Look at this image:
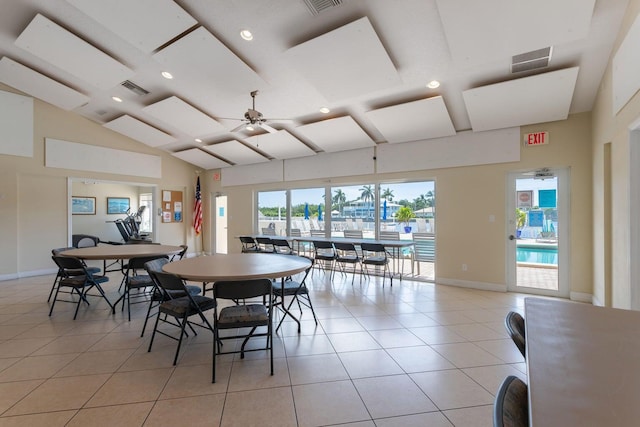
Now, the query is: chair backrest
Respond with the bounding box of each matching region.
[256,237,274,252]
[239,236,258,252]
[261,227,277,236]
[412,232,435,262]
[290,228,302,237]
[505,311,526,358]
[343,230,363,239]
[310,230,325,236]
[175,244,188,260]
[52,255,86,272]
[313,240,334,250]
[272,238,293,254]
[214,279,273,300]
[72,234,100,248]
[152,271,188,293]
[52,247,73,256]
[333,241,357,252]
[379,231,400,240]
[360,242,385,253]
[128,255,168,271]
[144,257,170,275]
[493,375,529,427]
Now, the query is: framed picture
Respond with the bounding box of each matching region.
[107,197,130,215]
[72,196,96,215]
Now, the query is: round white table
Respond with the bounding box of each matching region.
[162,253,311,282]
[62,244,183,260]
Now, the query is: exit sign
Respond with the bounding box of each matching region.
[524,131,549,146]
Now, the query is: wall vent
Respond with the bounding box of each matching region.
[303,0,343,15]
[511,47,552,73]
[121,80,149,96]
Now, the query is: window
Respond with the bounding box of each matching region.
[257,190,286,235]
[139,193,153,233]
[379,181,435,236]
[291,188,325,233]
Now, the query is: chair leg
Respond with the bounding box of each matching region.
[172,315,189,365]
[148,310,162,353]
[72,287,84,320]
[140,299,157,337]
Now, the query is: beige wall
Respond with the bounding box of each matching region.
[0,84,200,279]
[208,113,593,295]
[591,0,640,309]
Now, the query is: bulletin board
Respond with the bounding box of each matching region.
[162,190,183,223]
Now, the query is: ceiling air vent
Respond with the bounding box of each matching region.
[303,0,342,15]
[121,80,150,96]
[511,47,552,73]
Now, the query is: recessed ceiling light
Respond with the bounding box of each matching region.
[161,71,173,79]
[240,30,253,41]
[427,80,440,89]
[319,107,330,114]
[111,96,123,102]
[195,138,202,143]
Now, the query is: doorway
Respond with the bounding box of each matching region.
[507,168,569,297]
[215,195,228,254]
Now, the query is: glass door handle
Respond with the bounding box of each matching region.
[508,235,516,240]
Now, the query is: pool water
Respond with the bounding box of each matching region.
[517,246,558,265]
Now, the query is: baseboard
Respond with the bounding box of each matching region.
[0,267,57,282]
[571,291,595,304]
[436,277,507,292]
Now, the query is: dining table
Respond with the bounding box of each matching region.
[525,297,640,426]
[163,253,313,329]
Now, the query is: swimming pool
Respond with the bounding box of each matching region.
[517,246,558,265]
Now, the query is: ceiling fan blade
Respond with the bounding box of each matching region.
[260,123,279,133]
[230,123,248,132]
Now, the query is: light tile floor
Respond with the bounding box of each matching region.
[0,267,539,426]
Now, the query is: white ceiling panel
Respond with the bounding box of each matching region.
[365,96,456,143]
[153,26,265,98]
[295,116,374,152]
[285,17,401,102]
[203,140,268,165]
[244,130,315,160]
[103,115,176,147]
[143,96,226,137]
[0,57,89,110]
[65,0,196,53]
[463,67,580,132]
[436,0,596,64]
[14,14,134,90]
[171,148,230,170]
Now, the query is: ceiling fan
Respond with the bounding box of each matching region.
[228,90,288,134]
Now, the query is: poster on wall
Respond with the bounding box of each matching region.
[174,201,182,222]
[163,211,171,222]
[517,190,533,208]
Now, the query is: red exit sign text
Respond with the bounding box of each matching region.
[524,131,549,146]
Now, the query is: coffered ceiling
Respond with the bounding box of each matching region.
[0,0,628,169]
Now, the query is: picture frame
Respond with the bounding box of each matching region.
[107,197,130,215]
[72,196,96,215]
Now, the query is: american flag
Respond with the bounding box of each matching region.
[193,176,202,235]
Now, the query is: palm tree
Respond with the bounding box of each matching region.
[332,189,346,213]
[413,194,427,210]
[381,187,394,201]
[359,185,374,205]
[425,190,435,207]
